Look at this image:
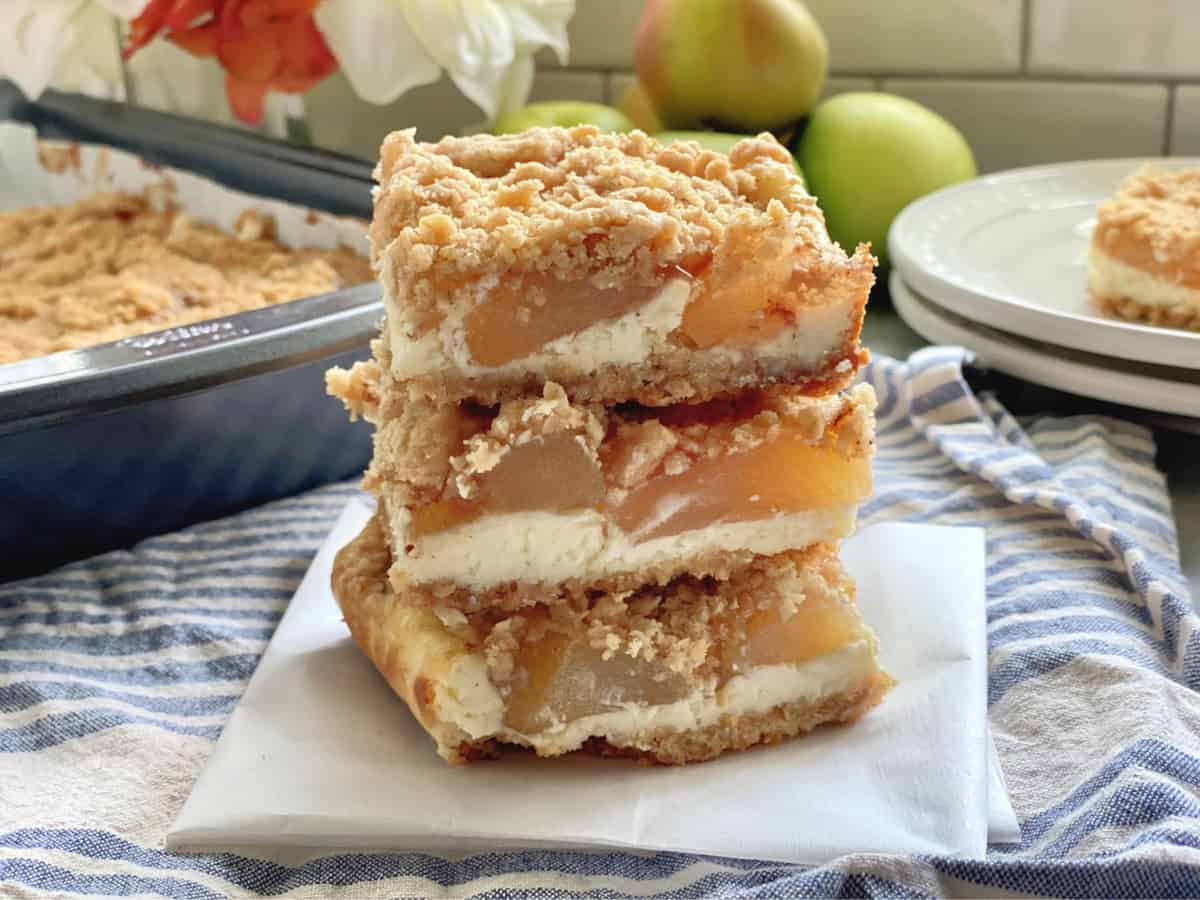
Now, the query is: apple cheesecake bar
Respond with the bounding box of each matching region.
[1089,164,1200,330]
[328,359,875,610]
[333,512,892,764]
[369,126,874,406]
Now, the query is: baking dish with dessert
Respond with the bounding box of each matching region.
[0,88,382,579]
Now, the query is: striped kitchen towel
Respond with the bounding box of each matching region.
[3,346,1199,899]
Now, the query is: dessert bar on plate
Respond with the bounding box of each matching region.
[328,125,888,764]
[1089,163,1200,331]
[334,513,893,764]
[367,126,873,406]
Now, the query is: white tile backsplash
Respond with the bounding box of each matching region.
[188,1,1200,169]
[802,0,1022,74]
[554,0,645,69]
[1170,87,1200,155]
[883,79,1168,173]
[1030,0,1200,78]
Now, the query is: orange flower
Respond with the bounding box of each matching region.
[124,0,337,125]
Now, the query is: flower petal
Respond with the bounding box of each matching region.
[400,0,514,119]
[401,0,575,119]
[503,0,574,63]
[314,0,441,107]
[225,71,267,123]
[57,3,128,100]
[95,0,152,18]
[0,0,85,100]
[124,32,289,136]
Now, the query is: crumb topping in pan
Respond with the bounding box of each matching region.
[0,190,372,365]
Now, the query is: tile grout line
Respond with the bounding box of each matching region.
[1020,0,1033,73]
[569,65,1200,90]
[1164,85,1177,155]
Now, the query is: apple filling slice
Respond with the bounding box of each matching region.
[605,438,872,543]
[408,430,604,538]
[504,629,691,734]
[500,580,871,736]
[459,217,846,369]
[463,271,673,367]
[409,414,870,543]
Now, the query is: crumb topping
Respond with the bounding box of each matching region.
[0,190,372,365]
[454,543,854,687]
[1094,164,1200,284]
[370,126,864,328]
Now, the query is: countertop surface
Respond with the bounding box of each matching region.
[865,293,1200,603]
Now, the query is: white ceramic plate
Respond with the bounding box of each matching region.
[889,158,1200,370]
[890,271,1200,419]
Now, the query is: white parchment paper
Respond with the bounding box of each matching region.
[169,500,1015,864]
[0,121,367,253]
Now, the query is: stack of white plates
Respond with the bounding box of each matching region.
[888,158,1200,419]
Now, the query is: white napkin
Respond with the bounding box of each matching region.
[169,501,1017,864]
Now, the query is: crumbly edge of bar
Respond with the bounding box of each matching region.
[370,126,860,321]
[1093,291,1200,331]
[1094,163,1200,284]
[454,669,894,765]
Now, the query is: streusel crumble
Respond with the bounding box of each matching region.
[0,191,371,365]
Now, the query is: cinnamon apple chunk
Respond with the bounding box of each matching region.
[344,376,877,610]
[333,514,893,765]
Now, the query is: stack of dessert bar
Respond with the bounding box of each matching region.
[328,126,892,765]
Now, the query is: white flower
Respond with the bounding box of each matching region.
[0,0,143,101]
[314,0,575,120]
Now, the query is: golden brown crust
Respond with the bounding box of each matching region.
[1093,290,1200,331]
[333,513,480,760]
[1092,164,1200,289]
[396,334,868,408]
[456,672,894,766]
[0,190,372,365]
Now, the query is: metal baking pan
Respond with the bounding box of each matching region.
[0,84,381,580]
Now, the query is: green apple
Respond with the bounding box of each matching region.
[635,0,828,131]
[493,101,634,135]
[655,130,805,185]
[798,92,976,265]
[619,80,665,133]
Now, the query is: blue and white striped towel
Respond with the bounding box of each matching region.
[3,347,1199,898]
